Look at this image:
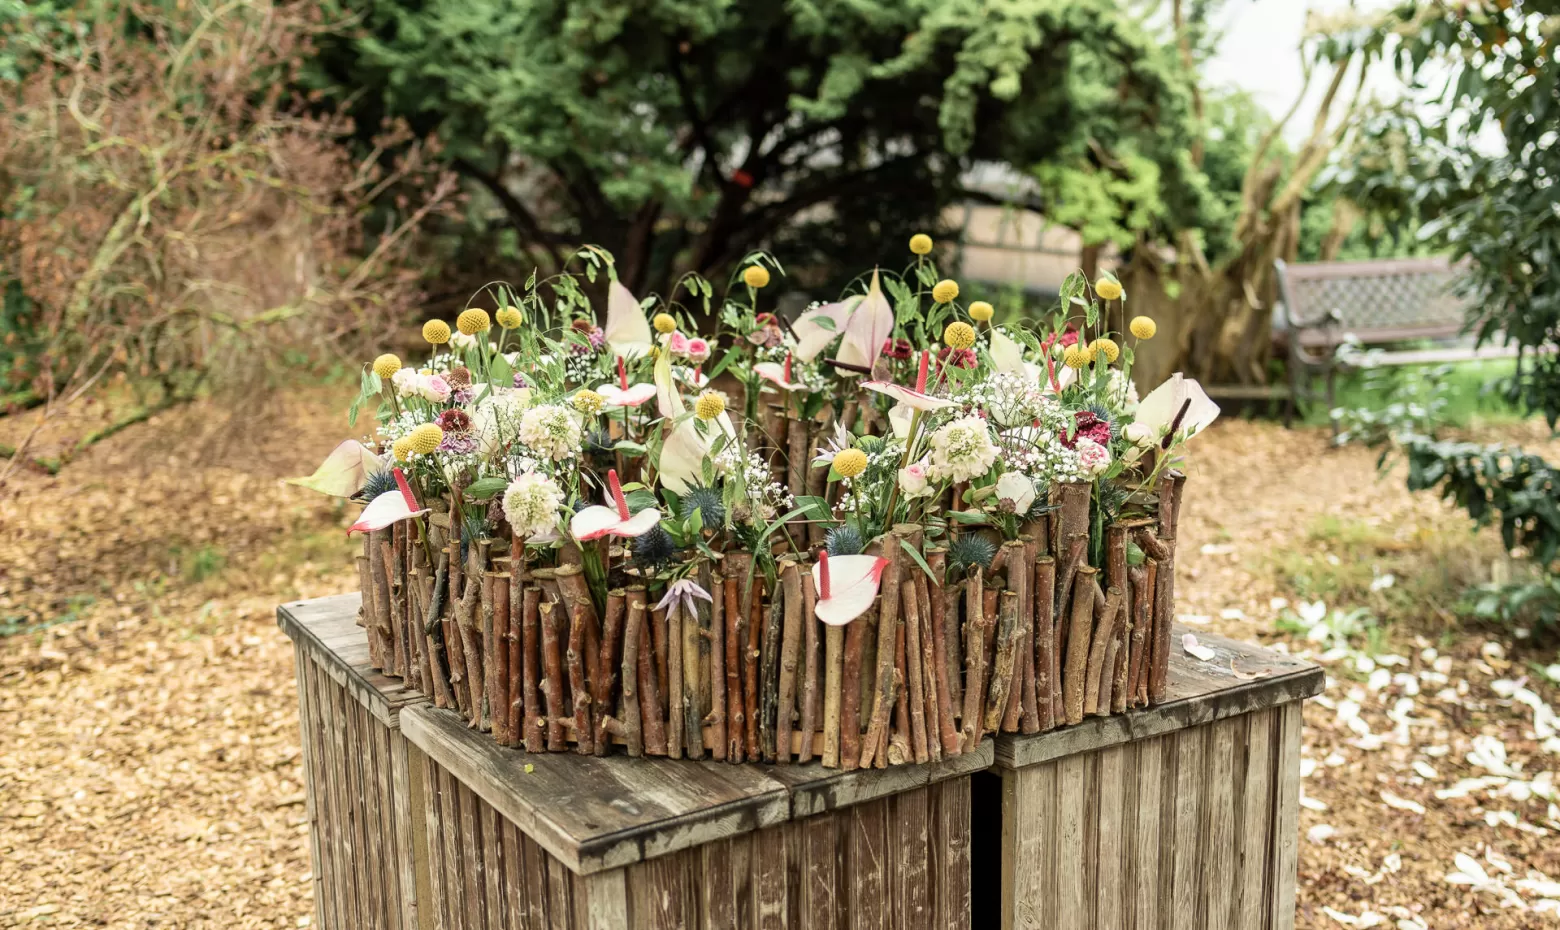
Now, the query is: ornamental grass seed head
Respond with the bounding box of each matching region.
[372,353,402,378]
[1092,337,1120,364]
[943,321,977,350]
[909,233,933,255]
[694,391,726,420]
[932,279,960,304]
[422,320,451,345]
[1095,278,1124,301]
[968,301,994,322]
[833,448,868,479]
[743,265,771,289]
[496,306,524,329]
[1130,315,1157,340]
[410,423,444,455]
[457,308,491,335]
[653,312,678,334]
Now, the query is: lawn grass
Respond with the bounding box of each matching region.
[1302,357,1531,428]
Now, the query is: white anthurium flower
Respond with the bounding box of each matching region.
[597,355,657,408]
[348,470,430,534]
[753,353,807,392]
[288,440,383,498]
[1135,372,1220,446]
[863,351,958,413]
[811,551,890,627]
[569,469,663,541]
[792,298,858,362]
[888,403,914,440]
[835,269,894,375]
[989,328,1044,383]
[994,471,1036,514]
[604,280,653,359]
[654,348,734,493]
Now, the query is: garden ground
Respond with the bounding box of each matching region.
[1,384,1558,929]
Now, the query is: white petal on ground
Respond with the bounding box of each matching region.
[1308,824,1337,843]
[1182,633,1217,662]
[1380,791,1426,815]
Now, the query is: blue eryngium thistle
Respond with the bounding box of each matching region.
[681,486,726,526]
[354,468,398,503]
[947,534,997,577]
[825,524,864,556]
[631,525,678,572]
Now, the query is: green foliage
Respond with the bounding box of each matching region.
[310,0,1205,293]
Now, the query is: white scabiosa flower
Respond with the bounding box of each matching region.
[927,415,999,483]
[517,404,581,462]
[502,472,565,539]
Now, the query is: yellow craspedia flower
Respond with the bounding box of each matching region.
[409,423,444,455]
[909,233,933,255]
[1130,315,1157,340]
[1095,278,1124,301]
[833,448,868,479]
[1063,345,1093,370]
[653,312,678,334]
[968,300,994,322]
[422,319,451,345]
[456,308,491,335]
[372,353,402,379]
[943,321,977,350]
[694,391,726,420]
[496,306,524,330]
[743,265,771,289]
[572,390,605,415]
[1091,338,1120,364]
[931,279,960,304]
[391,436,415,462]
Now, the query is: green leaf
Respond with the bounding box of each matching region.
[899,537,936,584]
[466,476,510,500]
[947,510,990,525]
[614,440,647,455]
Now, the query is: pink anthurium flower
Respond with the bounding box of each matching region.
[288,439,383,498]
[348,469,430,535]
[569,469,663,541]
[835,269,894,375]
[862,351,959,411]
[597,356,657,408]
[753,353,807,392]
[811,550,890,627]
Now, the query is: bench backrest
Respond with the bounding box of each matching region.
[1275,256,1472,347]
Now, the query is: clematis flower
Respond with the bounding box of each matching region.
[811,550,890,627]
[288,440,383,498]
[655,578,713,620]
[1135,373,1220,447]
[569,469,663,541]
[835,269,894,375]
[863,350,959,411]
[597,356,657,408]
[605,280,654,358]
[348,469,430,534]
[753,353,807,392]
[995,471,1037,513]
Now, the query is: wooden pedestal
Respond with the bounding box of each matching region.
[986,627,1323,930]
[281,594,992,930]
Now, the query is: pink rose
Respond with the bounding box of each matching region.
[419,374,452,403]
[667,331,691,357]
[1074,437,1112,478]
[686,337,711,364]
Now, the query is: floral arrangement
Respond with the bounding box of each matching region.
[292,239,1218,769]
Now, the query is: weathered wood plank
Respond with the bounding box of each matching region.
[1204,717,1240,930]
[993,625,1321,769]
[1269,702,1302,930]
[755,826,787,930]
[480,797,504,930]
[581,870,628,930]
[1054,755,1085,927]
[279,596,423,724]
[1132,735,1165,930]
[936,779,971,930]
[1094,745,1125,930]
[438,766,466,930]
[849,801,888,930]
[1238,709,1275,930]
[702,838,737,930]
[762,739,992,819]
[417,745,446,930]
[800,813,838,930]
[1170,725,1205,930]
[892,787,932,930]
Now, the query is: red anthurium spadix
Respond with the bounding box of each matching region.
[811,550,890,627]
[753,352,807,392]
[862,350,958,412]
[597,356,656,407]
[569,469,663,541]
[348,468,430,535]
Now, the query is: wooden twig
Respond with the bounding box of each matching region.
[1134,561,1157,706]
[1062,566,1099,725]
[620,587,645,756]
[999,541,1025,733]
[798,570,820,765]
[667,600,684,760]
[708,575,727,762]
[902,580,930,764]
[776,558,804,764]
[984,590,1022,733]
[823,613,846,769]
[596,590,626,754]
[491,567,512,745]
[521,586,544,752]
[926,547,960,756]
[840,597,870,770]
[744,575,762,760]
[958,566,987,751]
[566,594,594,754]
[1085,586,1125,716]
[759,595,783,762]
[1017,536,1040,734]
[859,527,904,769]
[1149,472,1184,704]
[1032,557,1056,731]
[454,547,486,727]
[723,557,747,763]
[637,599,667,756]
[539,599,566,750]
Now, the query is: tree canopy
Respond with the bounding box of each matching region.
[312,0,1216,295]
